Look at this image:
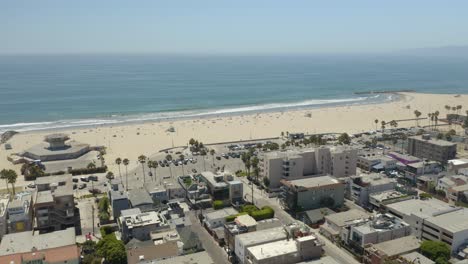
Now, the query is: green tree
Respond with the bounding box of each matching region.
[420,240,450,264]
[122,158,129,191]
[263,177,270,187]
[0,169,10,193]
[97,233,126,264]
[87,162,97,170]
[338,133,351,145]
[210,149,216,166]
[5,170,17,195]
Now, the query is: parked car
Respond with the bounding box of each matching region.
[80,177,89,182]
[27,183,36,189]
[78,183,87,189]
[88,175,98,181]
[72,178,79,183]
[89,188,102,194]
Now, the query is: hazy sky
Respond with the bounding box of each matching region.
[1,0,468,54]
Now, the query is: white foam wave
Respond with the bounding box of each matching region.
[0,94,391,133]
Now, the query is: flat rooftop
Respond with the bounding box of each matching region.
[247,238,298,260]
[204,207,238,221]
[409,135,456,146]
[235,226,287,246]
[370,190,408,202]
[0,195,10,217]
[449,159,468,166]
[386,198,458,219]
[425,208,468,233]
[122,211,162,228]
[325,209,370,227]
[199,171,228,188]
[24,141,90,156]
[0,228,76,255]
[400,252,435,264]
[298,256,340,264]
[151,251,214,264]
[358,173,396,186]
[370,235,421,257]
[285,175,340,189]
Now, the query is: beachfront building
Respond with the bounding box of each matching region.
[346,173,396,207]
[235,227,288,264]
[128,189,154,212]
[0,228,80,264]
[33,175,76,232]
[385,198,459,238]
[260,146,357,190]
[343,214,411,251]
[245,235,324,264]
[197,171,243,204]
[279,176,344,211]
[7,192,33,234]
[407,134,457,164]
[363,235,422,264]
[21,133,93,162]
[0,194,9,240]
[118,208,170,242]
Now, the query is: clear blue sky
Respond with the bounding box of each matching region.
[1,0,468,54]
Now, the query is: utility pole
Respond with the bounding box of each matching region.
[92,204,95,236]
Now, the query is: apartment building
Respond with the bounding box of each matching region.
[280,176,344,211]
[320,209,371,240]
[7,192,33,234]
[407,134,457,164]
[33,175,76,232]
[261,146,357,190]
[347,174,396,207]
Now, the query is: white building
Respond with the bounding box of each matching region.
[344,214,411,249]
[203,207,238,230]
[7,192,32,233]
[386,198,459,238]
[261,146,357,190]
[118,208,170,242]
[320,209,371,240]
[245,235,323,264]
[235,227,288,264]
[347,174,396,207]
[422,208,468,254]
[0,194,9,240]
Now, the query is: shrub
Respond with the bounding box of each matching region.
[240,205,258,214]
[225,212,248,222]
[213,200,224,210]
[70,166,107,176]
[420,240,450,264]
[419,193,432,200]
[250,206,274,221]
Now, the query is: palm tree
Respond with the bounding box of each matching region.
[123,158,129,191]
[457,105,462,115]
[166,154,173,179]
[0,169,10,194]
[138,155,147,184]
[374,119,379,131]
[115,157,122,183]
[381,121,386,131]
[434,111,440,129]
[445,105,451,114]
[210,149,216,166]
[251,156,260,182]
[6,170,17,195]
[147,160,154,182]
[414,110,422,126]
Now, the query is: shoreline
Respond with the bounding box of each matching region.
[1,91,467,187]
[0,92,400,135]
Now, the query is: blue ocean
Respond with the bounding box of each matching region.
[1,54,468,133]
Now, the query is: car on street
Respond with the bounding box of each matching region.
[88,175,98,181]
[27,183,36,189]
[80,177,89,182]
[72,178,79,183]
[78,183,87,189]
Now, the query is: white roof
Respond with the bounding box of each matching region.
[425,208,468,233]
[236,227,287,246]
[386,198,457,219]
[247,239,298,260]
[449,159,468,166]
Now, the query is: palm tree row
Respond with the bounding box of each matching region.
[445,105,463,115]
[427,111,440,130]
[115,157,130,191]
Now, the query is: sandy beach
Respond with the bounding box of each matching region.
[1,92,466,186]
